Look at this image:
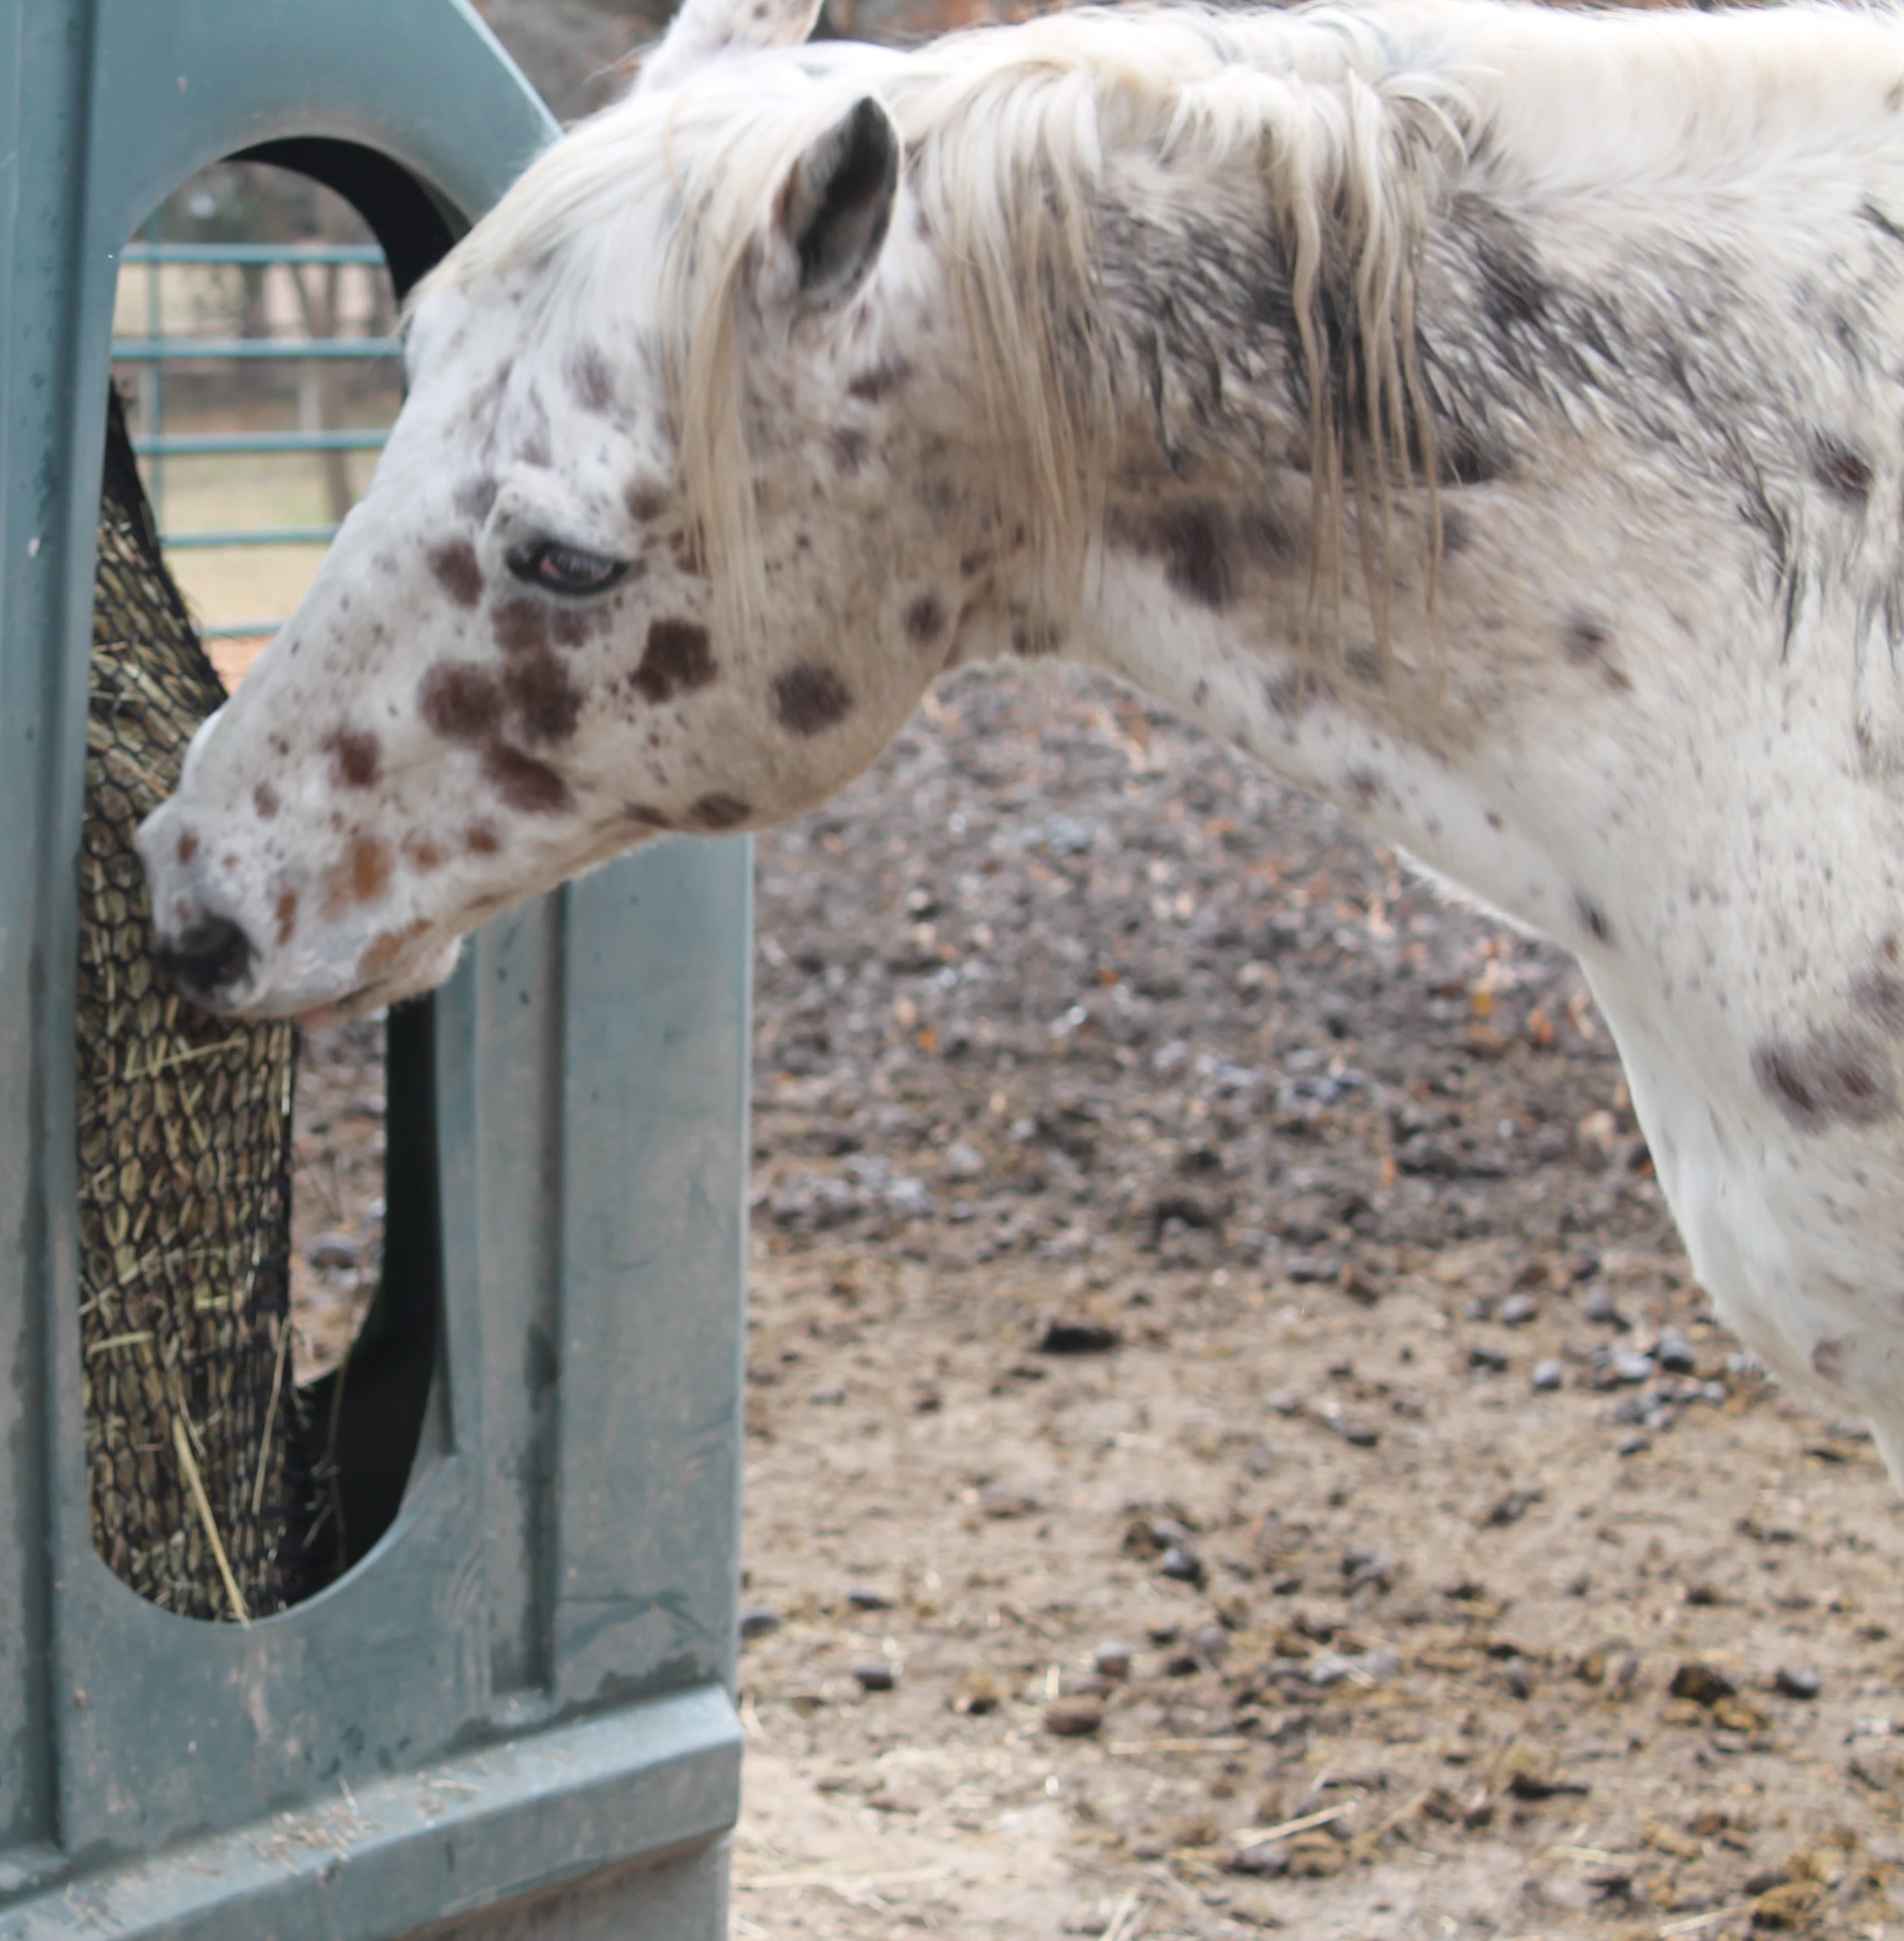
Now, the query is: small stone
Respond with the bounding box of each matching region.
[1669,1660,1738,1707]
[1327,1413,1381,1448]
[1227,1841,1291,1878]
[739,1606,782,1640]
[1468,1343,1509,1373]
[847,1587,892,1611]
[852,1660,896,1693]
[1612,1350,1655,1384]
[952,1670,999,1715]
[1161,1546,1206,1587]
[1751,1882,1823,1931]
[1774,1666,1822,1700]
[1655,1328,1698,1373]
[1309,1648,1401,1688]
[1265,1388,1304,1416]
[1194,1625,1231,1664]
[1146,1621,1180,1646]
[1616,1433,1653,1456]
[945,1140,985,1179]
[1499,1294,1538,1326]
[1150,1517,1196,1549]
[1712,1694,1769,1732]
[1043,1695,1104,1737]
[1064,1671,1112,1699]
[305,1232,361,1270]
[1483,1487,1543,1527]
[1531,1359,1564,1392]
[1092,1641,1134,1679]
[1342,1547,1391,1592]
[1038,1317,1120,1355]
[1581,1284,1629,1328]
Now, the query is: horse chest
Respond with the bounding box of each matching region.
[1591,963,1904,1465]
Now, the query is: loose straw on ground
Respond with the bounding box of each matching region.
[172,1413,249,1625]
[1227,1801,1353,1845]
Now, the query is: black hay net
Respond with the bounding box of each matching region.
[78,387,321,1620]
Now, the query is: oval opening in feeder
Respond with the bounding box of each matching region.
[82,159,450,1621]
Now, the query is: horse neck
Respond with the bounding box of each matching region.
[1045,88,1901,967]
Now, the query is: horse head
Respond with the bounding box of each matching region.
[138,0,964,1020]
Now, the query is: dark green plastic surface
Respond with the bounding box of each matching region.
[0,5,750,1933]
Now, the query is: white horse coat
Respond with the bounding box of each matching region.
[139,0,1904,1480]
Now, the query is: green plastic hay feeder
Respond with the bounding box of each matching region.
[0,4,751,1933]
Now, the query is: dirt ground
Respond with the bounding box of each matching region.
[723,667,1904,1941]
[278,664,1904,1941]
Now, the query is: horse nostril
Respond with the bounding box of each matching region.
[153,914,255,1007]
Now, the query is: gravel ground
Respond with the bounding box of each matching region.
[728,667,1904,1941]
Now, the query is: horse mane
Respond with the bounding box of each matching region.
[419,0,1904,643]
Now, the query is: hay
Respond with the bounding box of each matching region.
[77,388,304,1619]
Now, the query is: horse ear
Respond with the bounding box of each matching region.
[758,97,901,322]
[635,0,826,93]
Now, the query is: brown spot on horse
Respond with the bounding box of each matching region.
[1573,893,1614,946]
[403,833,447,874]
[252,783,280,821]
[1813,438,1873,508]
[633,618,716,703]
[493,597,551,657]
[564,342,615,414]
[1753,1025,1899,1131]
[688,793,750,831]
[420,662,503,743]
[350,835,392,903]
[1561,612,1611,663]
[1851,965,1904,1035]
[1114,501,1235,609]
[847,360,912,403]
[483,742,574,815]
[772,663,853,735]
[504,650,584,745]
[626,480,669,523]
[324,727,382,790]
[274,888,298,947]
[176,829,199,866]
[902,592,947,649]
[428,538,483,609]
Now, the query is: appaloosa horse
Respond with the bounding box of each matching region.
[140,0,1904,1484]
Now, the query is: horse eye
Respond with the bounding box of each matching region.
[506,539,628,598]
